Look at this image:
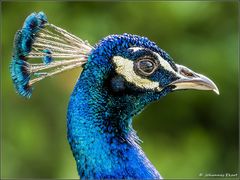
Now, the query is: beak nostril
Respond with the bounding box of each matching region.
[179,68,194,77]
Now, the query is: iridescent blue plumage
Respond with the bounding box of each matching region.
[67,34,174,179]
[11,12,219,179]
[42,49,53,64]
[21,12,46,54]
[10,12,48,98]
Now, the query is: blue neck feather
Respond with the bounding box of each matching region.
[67,34,172,179]
[67,69,162,179]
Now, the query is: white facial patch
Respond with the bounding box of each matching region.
[112,56,162,91]
[153,52,177,74]
[129,47,144,52]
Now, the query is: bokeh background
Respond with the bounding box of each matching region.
[1,1,238,179]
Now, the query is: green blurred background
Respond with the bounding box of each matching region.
[1,1,238,179]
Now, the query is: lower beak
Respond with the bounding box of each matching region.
[170,64,219,95]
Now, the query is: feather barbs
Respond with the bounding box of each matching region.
[10,12,93,98]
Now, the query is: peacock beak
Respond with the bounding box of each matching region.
[170,64,219,95]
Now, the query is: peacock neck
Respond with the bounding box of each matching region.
[67,67,162,179]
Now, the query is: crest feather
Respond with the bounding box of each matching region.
[10,12,93,98]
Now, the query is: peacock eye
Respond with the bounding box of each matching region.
[136,59,157,76]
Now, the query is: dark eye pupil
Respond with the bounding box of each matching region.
[139,60,154,73]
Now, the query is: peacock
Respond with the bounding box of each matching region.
[10,12,219,179]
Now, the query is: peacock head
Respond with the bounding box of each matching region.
[79,33,219,109]
[10,12,219,108]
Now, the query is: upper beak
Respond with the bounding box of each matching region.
[170,64,219,95]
